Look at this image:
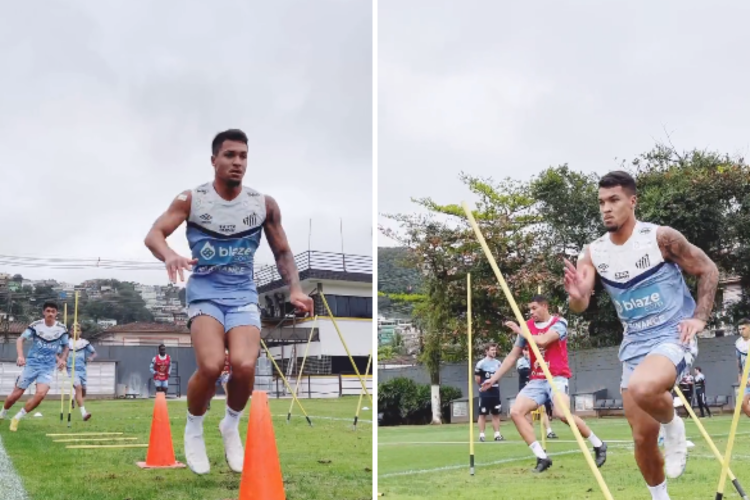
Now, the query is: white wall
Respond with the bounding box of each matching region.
[266,318,372,358]
[319,280,372,297]
[0,362,116,396]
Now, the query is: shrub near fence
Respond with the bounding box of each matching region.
[378,376,462,426]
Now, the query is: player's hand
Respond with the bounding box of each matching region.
[480,380,493,391]
[678,318,705,343]
[165,252,198,283]
[57,359,66,371]
[563,258,588,300]
[504,321,521,334]
[16,356,25,367]
[290,290,313,316]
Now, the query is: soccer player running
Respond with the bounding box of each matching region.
[481,295,606,473]
[563,171,719,500]
[517,347,557,439]
[692,367,711,418]
[0,301,69,431]
[144,129,313,475]
[474,343,504,442]
[66,324,96,421]
[735,318,750,418]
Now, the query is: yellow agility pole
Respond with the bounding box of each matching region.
[66,292,79,427]
[353,352,372,430]
[468,273,475,475]
[60,302,68,423]
[260,338,313,426]
[287,315,318,422]
[540,408,547,452]
[715,343,750,500]
[672,386,748,500]
[319,292,372,405]
[461,201,614,500]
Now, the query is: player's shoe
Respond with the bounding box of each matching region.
[184,429,210,475]
[9,418,19,432]
[219,419,244,473]
[533,457,552,473]
[83,413,92,421]
[594,442,607,468]
[494,434,504,442]
[479,434,485,442]
[663,416,688,478]
[547,431,558,439]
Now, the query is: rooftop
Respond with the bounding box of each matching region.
[255,250,372,293]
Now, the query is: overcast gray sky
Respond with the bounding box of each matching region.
[0,0,372,286]
[378,1,750,245]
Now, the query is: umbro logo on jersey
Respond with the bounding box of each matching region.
[639,227,652,234]
[197,188,208,194]
[243,214,258,226]
[635,254,650,269]
[199,213,212,222]
[597,263,609,273]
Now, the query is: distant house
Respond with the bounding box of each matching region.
[98,322,191,346]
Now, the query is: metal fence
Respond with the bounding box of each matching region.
[254,250,372,288]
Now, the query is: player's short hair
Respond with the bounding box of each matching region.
[599,171,637,196]
[212,129,248,156]
[694,366,702,372]
[485,342,498,351]
[529,295,548,306]
[42,301,58,311]
[739,317,750,326]
[158,344,166,349]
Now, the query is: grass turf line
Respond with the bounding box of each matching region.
[378,414,750,500]
[0,397,372,500]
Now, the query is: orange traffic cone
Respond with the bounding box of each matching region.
[136,392,186,469]
[237,391,285,499]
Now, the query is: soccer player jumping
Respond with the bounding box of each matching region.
[564,171,719,500]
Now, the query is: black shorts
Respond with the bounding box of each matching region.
[518,369,531,391]
[544,399,552,417]
[479,396,502,416]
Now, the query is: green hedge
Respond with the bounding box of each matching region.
[378,377,463,426]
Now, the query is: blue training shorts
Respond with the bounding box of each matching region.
[621,341,695,390]
[186,301,261,333]
[154,379,169,389]
[16,363,55,390]
[517,376,569,408]
[66,367,87,388]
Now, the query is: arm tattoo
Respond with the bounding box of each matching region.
[275,249,300,289]
[658,227,719,323]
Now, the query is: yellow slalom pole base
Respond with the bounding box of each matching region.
[260,339,313,426]
[320,292,372,405]
[461,201,613,500]
[672,386,748,500]
[287,316,318,422]
[715,348,750,500]
[353,351,373,430]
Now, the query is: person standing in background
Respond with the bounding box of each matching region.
[692,367,711,418]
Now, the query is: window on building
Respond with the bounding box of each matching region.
[321,295,372,319]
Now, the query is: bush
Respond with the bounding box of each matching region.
[378,377,463,426]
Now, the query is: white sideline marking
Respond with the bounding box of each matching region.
[0,436,28,500]
[274,414,372,424]
[380,445,630,478]
[380,439,632,446]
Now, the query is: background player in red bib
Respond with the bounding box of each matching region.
[481,295,607,473]
[150,344,171,394]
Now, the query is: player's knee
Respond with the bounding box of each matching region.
[197,359,224,381]
[36,386,50,397]
[231,358,256,380]
[627,380,658,406]
[632,427,659,449]
[509,405,526,420]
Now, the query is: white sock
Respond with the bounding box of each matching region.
[547,427,553,435]
[494,431,500,437]
[588,432,603,448]
[479,432,485,438]
[0,408,7,418]
[530,441,547,459]
[186,412,205,437]
[14,408,27,420]
[662,414,681,436]
[647,480,669,500]
[80,406,87,416]
[221,406,243,430]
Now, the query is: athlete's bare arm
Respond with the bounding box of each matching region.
[144,190,196,282]
[144,190,192,261]
[564,246,597,313]
[483,345,522,387]
[657,226,719,323]
[505,320,559,349]
[263,195,302,295]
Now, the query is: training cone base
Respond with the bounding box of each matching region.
[136,392,186,469]
[236,390,286,500]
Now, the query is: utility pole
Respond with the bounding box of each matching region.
[3,291,11,343]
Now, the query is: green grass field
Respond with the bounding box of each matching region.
[378,413,750,500]
[0,396,372,500]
